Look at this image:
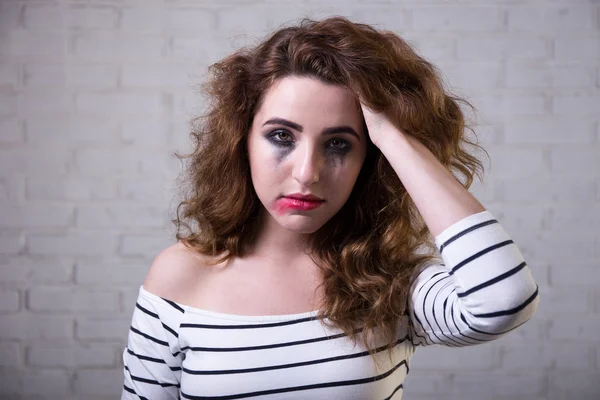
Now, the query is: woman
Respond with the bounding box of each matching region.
[121,16,539,399]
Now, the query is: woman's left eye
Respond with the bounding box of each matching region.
[328,138,351,151]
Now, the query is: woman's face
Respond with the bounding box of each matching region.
[247,75,368,234]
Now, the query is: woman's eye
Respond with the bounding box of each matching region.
[268,130,293,142]
[328,138,351,151]
[276,131,291,141]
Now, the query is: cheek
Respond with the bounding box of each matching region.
[327,153,364,185]
[249,144,285,186]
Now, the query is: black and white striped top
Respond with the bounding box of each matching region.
[121,210,540,399]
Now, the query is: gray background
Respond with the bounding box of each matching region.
[0,0,598,399]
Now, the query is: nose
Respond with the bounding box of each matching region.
[292,142,323,186]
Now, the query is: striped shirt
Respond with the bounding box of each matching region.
[121,210,540,399]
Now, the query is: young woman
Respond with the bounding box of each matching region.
[121,17,539,399]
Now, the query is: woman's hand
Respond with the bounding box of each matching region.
[360,102,405,148]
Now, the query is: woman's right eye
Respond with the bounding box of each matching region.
[268,130,293,143]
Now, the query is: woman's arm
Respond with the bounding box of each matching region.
[361,103,485,238]
[361,103,539,346]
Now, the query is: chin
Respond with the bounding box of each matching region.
[276,216,326,234]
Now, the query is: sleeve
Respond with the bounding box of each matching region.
[121,286,186,399]
[407,210,540,347]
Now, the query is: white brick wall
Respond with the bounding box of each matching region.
[0,0,598,399]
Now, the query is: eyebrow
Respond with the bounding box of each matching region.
[262,117,361,141]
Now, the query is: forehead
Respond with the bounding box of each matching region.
[255,76,361,125]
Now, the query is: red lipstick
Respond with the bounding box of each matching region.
[275,193,325,213]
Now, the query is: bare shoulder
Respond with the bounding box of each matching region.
[142,241,212,304]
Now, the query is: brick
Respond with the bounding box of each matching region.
[74,149,138,177]
[21,369,70,395]
[27,177,118,201]
[523,231,599,263]
[67,5,118,30]
[121,287,141,315]
[120,7,164,33]
[492,204,552,231]
[27,232,117,255]
[73,32,165,62]
[120,235,174,257]
[473,93,546,121]
[412,6,502,32]
[506,62,597,88]
[165,8,215,33]
[345,7,412,32]
[25,116,120,145]
[550,262,600,287]
[550,146,600,175]
[547,371,600,397]
[0,63,19,88]
[0,342,21,367]
[0,204,73,228]
[502,343,595,370]
[409,37,456,65]
[484,146,547,179]
[0,148,70,174]
[488,314,549,342]
[0,315,73,339]
[555,37,600,61]
[170,35,233,62]
[75,92,167,116]
[17,90,71,115]
[0,289,20,313]
[76,204,167,229]
[121,63,192,88]
[0,2,21,31]
[27,343,116,367]
[76,318,130,340]
[457,36,549,61]
[120,118,170,147]
[443,62,502,92]
[216,7,298,38]
[499,177,596,204]
[74,369,122,396]
[545,204,600,232]
[0,90,17,116]
[535,286,591,319]
[504,118,594,144]
[67,64,118,87]
[0,175,25,201]
[76,261,148,286]
[23,63,66,87]
[117,179,171,202]
[552,93,600,116]
[507,6,596,32]
[0,231,24,254]
[451,372,545,396]
[0,257,73,285]
[28,287,119,313]
[409,344,498,370]
[137,150,180,178]
[0,369,71,395]
[0,118,23,143]
[549,315,600,341]
[23,5,64,30]
[8,32,68,58]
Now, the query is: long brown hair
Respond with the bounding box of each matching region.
[172,16,488,369]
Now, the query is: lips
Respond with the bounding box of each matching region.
[283,193,324,202]
[275,196,325,213]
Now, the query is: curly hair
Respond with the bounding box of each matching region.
[172,16,488,370]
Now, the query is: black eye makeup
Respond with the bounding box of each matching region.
[265,129,352,154]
